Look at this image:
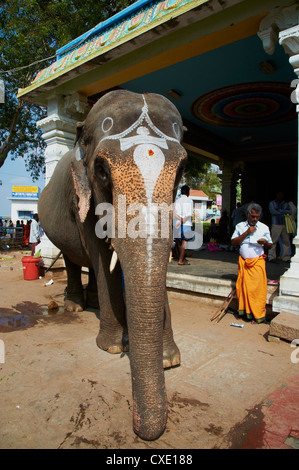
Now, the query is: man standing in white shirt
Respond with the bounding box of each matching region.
[174,185,194,265]
[231,203,272,323]
[29,213,41,256]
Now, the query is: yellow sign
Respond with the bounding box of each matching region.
[12,185,38,193]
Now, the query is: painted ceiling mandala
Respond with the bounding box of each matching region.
[191,82,296,127]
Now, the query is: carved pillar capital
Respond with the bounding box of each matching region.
[37,93,89,184]
[37,93,89,266]
[257,1,298,55]
[279,24,299,56]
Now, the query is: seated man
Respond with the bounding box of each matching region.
[231,203,272,323]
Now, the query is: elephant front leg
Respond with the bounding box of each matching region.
[95,263,128,354]
[163,295,181,369]
[63,255,85,312]
[85,268,99,308]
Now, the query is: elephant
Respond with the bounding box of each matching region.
[38,90,187,441]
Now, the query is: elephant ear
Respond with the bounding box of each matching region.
[71,121,92,223]
[71,159,92,223]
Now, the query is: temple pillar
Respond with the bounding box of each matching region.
[37,93,89,267]
[273,24,299,314]
[258,3,299,314]
[220,161,243,235]
[220,161,233,216]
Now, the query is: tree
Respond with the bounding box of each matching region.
[200,166,222,200]
[182,155,222,199]
[0,0,135,180]
[182,155,211,189]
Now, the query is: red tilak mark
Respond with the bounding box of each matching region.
[148,149,154,156]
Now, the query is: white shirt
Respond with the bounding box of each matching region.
[29,219,41,243]
[232,220,272,259]
[175,195,193,227]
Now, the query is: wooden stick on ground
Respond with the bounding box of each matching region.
[215,289,236,323]
[211,287,236,322]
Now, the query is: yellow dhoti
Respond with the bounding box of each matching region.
[236,255,267,323]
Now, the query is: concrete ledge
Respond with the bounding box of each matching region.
[272,295,299,315]
[269,311,299,342]
[166,271,278,305]
[166,272,234,298]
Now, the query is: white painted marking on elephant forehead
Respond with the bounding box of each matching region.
[100,95,180,145]
[133,144,165,205]
[99,95,176,284]
[133,142,165,284]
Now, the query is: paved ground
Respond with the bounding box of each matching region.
[0,248,298,451]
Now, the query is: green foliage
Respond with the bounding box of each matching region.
[200,166,222,199]
[0,0,135,180]
[183,155,210,188]
[183,155,222,198]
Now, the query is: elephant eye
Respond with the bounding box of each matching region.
[94,159,110,184]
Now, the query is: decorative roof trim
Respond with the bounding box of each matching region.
[18,0,207,96]
[56,0,156,58]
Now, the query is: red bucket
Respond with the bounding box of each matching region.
[22,256,41,280]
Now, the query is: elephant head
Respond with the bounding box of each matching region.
[71,90,187,440]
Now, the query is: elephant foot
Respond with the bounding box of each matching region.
[64,295,85,312]
[96,329,129,354]
[163,340,181,369]
[64,287,85,312]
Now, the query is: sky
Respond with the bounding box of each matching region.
[0,156,45,217]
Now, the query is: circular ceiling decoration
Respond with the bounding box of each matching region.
[191,82,296,127]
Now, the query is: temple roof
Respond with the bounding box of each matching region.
[18,0,210,104]
[16,0,298,170]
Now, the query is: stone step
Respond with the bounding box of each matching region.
[269,310,299,343]
[166,272,278,305]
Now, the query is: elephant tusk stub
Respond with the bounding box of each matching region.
[109,250,118,273]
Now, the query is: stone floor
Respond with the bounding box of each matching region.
[1,248,298,450]
[168,246,290,282]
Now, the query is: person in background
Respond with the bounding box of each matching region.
[23,220,31,246]
[231,203,272,323]
[8,220,14,238]
[231,202,243,230]
[29,214,41,255]
[207,218,218,241]
[286,198,297,257]
[268,191,292,263]
[218,210,229,243]
[174,185,194,265]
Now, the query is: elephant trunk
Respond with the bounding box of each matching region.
[118,241,170,440]
[128,283,166,440]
